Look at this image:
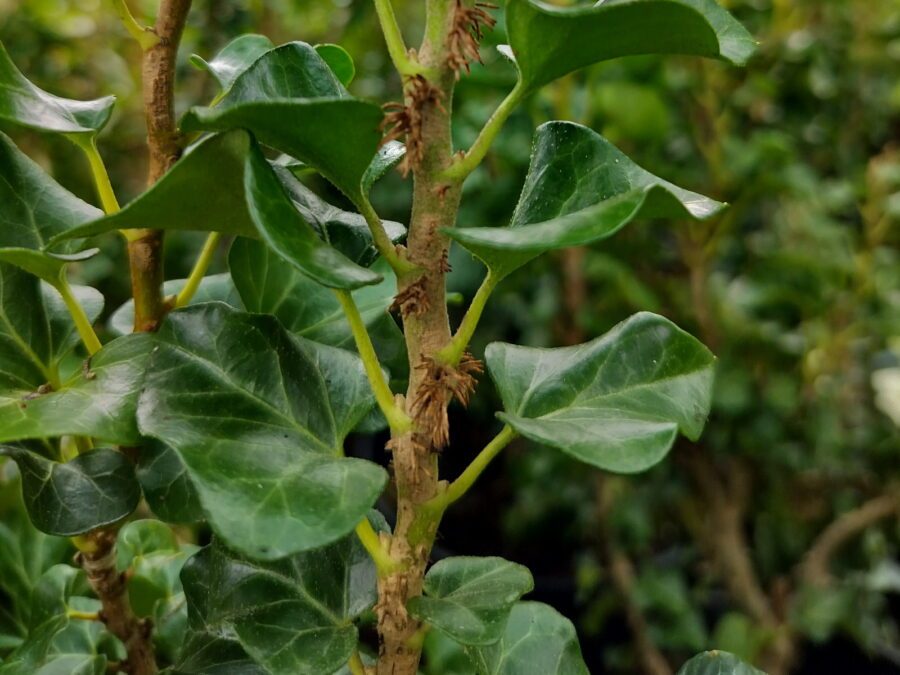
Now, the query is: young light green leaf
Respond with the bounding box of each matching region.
[0,333,154,446]
[190,34,275,93]
[465,602,589,675]
[0,42,114,137]
[447,122,724,280]
[229,238,407,383]
[0,447,140,536]
[504,0,755,93]
[181,42,383,203]
[137,303,388,559]
[407,557,534,646]
[315,44,356,87]
[486,312,715,473]
[53,131,383,290]
[177,515,383,674]
[108,273,240,336]
[677,651,767,675]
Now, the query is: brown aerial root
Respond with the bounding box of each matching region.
[380,75,445,175]
[447,0,498,77]
[411,353,483,450]
[390,277,430,317]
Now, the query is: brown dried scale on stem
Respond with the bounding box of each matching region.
[410,353,483,450]
[381,75,445,175]
[390,277,430,317]
[447,0,497,77]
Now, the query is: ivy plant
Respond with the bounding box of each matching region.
[0,0,766,673]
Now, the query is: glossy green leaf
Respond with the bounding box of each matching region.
[137,303,388,559]
[362,141,406,194]
[0,131,102,284]
[190,34,275,93]
[109,273,240,336]
[0,333,154,446]
[0,272,102,395]
[0,446,139,536]
[177,514,384,674]
[408,557,534,646]
[229,238,407,384]
[676,651,766,675]
[504,0,755,93]
[0,42,114,137]
[0,565,109,675]
[315,44,355,86]
[135,439,204,524]
[486,312,715,473]
[447,122,724,279]
[54,131,382,290]
[465,602,588,675]
[181,42,383,203]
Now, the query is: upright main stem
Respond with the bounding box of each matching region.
[79,3,192,674]
[375,2,462,673]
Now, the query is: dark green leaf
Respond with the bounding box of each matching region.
[676,651,766,675]
[0,42,114,137]
[135,439,204,524]
[53,131,381,290]
[177,514,384,674]
[486,312,715,473]
[190,34,275,94]
[0,446,140,536]
[108,273,240,336]
[447,122,724,279]
[408,557,533,646]
[504,0,755,93]
[229,238,407,384]
[465,602,588,675]
[137,303,388,559]
[315,44,355,86]
[0,333,153,446]
[181,42,383,203]
[362,141,406,194]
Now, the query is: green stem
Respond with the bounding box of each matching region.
[442,81,526,182]
[56,275,102,356]
[355,518,400,577]
[76,137,120,215]
[111,0,160,50]
[428,425,517,511]
[358,197,417,276]
[175,232,220,307]
[334,290,412,434]
[437,270,499,365]
[372,0,422,77]
[67,609,101,621]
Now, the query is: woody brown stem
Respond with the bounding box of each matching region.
[375,2,465,673]
[80,1,192,672]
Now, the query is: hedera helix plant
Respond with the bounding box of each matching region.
[0,0,765,673]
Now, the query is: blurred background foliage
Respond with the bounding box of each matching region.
[2,0,900,673]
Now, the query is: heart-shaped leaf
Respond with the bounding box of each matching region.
[0,131,102,283]
[181,42,383,203]
[486,312,715,473]
[0,333,153,446]
[0,446,140,536]
[677,651,766,675]
[53,131,382,290]
[0,565,109,675]
[177,513,385,675]
[137,303,388,559]
[230,238,407,383]
[465,602,588,675]
[504,0,755,93]
[0,42,114,138]
[447,122,724,280]
[408,557,534,646]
